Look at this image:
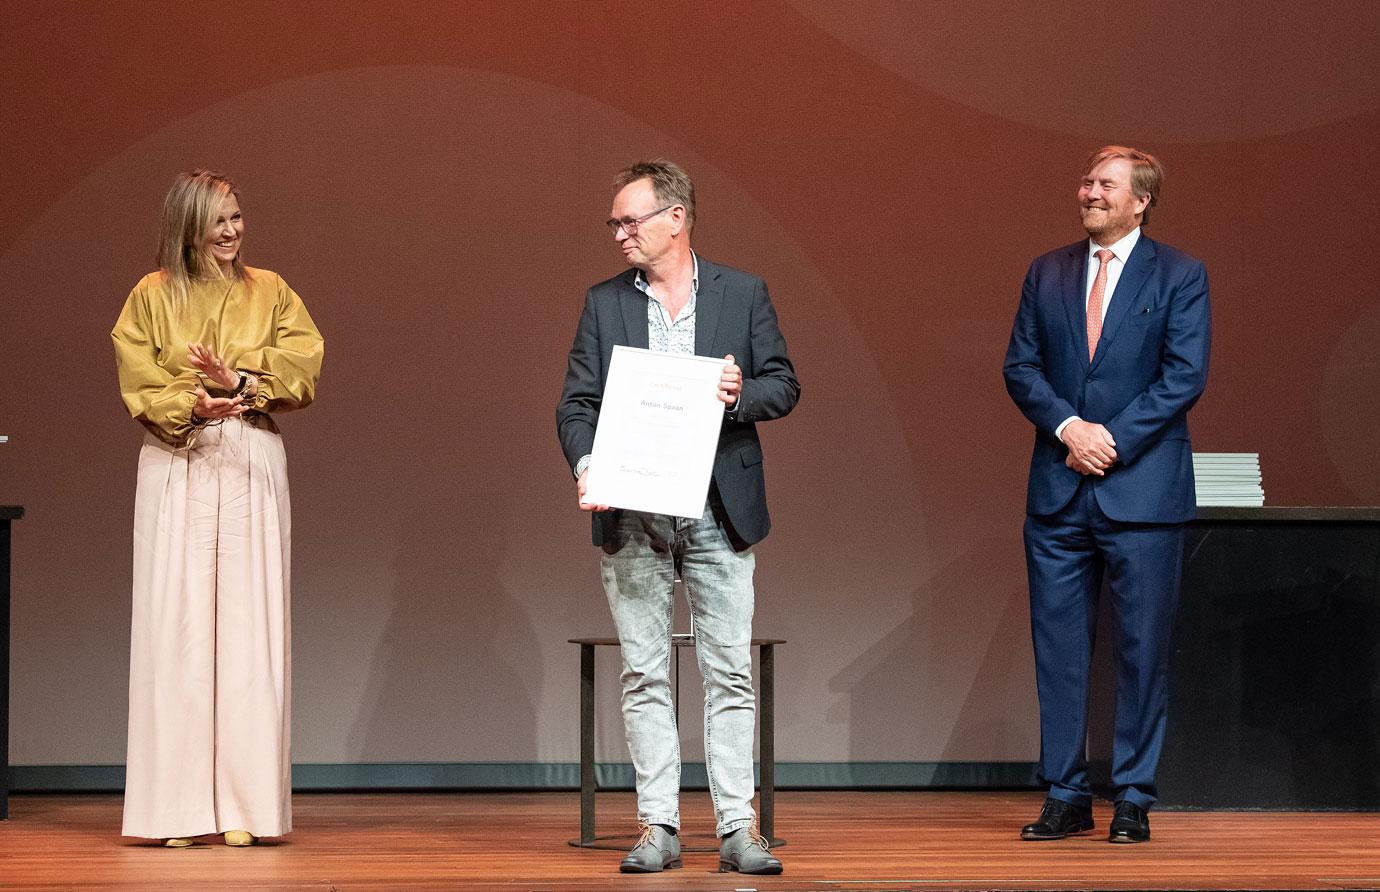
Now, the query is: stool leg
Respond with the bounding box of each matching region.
[1,521,10,822]
[580,643,595,846]
[760,643,775,842]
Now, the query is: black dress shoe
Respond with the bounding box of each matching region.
[1020,797,1094,840]
[1108,800,1150,843]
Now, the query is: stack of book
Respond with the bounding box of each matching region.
[1193,452,1264,506]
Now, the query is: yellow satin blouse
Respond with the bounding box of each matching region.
[112,267,324,446]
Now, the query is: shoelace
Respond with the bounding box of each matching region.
[746,823,772,852]
[633,823,656,849]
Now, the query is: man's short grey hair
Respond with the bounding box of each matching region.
[614,159,696,230]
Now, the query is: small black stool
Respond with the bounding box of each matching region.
[566,636,785,851]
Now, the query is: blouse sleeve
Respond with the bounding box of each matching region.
[111,284,202,446]
[236,274,324,413]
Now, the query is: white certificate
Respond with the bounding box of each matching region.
[584,346,726,518]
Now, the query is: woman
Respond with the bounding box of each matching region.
[112,170,323,847]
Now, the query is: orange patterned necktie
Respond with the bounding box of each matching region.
[1086,249,1114,361]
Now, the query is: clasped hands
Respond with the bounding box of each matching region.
[187,343,246,422]
[1062,419,1117,476]
[576,355,742,512]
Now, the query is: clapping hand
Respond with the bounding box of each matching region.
[193,387,245,423]
[188,343,239,390]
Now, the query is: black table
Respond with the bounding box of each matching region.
[2,506,23,820]
[1159,506,1380,809]
[567,636,784,850]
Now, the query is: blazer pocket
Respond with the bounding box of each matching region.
[739,445,764,467]
[1127,304,1168,327]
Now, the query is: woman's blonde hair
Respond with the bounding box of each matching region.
[156,170,246,295]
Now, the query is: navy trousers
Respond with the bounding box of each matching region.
[1023,477,1185,810]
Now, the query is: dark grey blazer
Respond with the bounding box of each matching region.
[556,256,800,546]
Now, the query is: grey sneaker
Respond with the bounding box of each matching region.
[619,824,681,873]
[718,825,782,875]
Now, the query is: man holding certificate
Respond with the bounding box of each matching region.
[557,160,799,875]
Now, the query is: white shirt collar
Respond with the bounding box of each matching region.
[634,251,700,296]
[1089,227,1141,265]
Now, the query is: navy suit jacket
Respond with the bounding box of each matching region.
[1003,234,1210,523]
[557,256,800,546]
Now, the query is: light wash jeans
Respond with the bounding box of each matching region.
[600,496,757,838]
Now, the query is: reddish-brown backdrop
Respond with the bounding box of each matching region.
[3,0,1377,770]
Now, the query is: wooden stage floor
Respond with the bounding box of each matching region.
[1,790,1377,890]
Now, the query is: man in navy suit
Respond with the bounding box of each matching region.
[557,160,797,874]
[1003,146,1210,844]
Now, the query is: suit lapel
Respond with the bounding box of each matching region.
[617,271,649,350]
[694,258,723,357]
[1061,242,1091,368]
[1090,236,1157,369]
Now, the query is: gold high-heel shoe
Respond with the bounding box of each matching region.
[163,837,194,848]
[223,830,256,847]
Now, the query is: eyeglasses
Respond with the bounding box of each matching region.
[605,205,674,236]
